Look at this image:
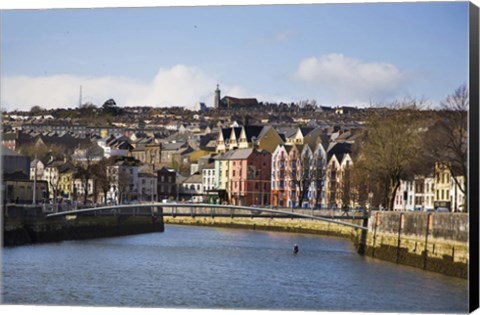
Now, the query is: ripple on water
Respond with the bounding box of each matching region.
[2,225,469,312]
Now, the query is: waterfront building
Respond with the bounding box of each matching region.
[57,164,75,200]
[137,170,158,202]
[73,177,94,203]
[213,150,235,203]
[215,125,284,154]
[225,148,271,206]
[270,145,288,207]
[106,160,141,204]
[2,145,30,177]
[325,142,353,209]
[393,180,416,211]
[202,162,217,203]
[2,178,49,205]
[181,173,204,203]
[157,167,181,201]
[301,142,328,209]
[43,160,63,200]
[30,159,45,181]
[285,144,303,208]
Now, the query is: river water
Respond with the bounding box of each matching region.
[1,225,468,312]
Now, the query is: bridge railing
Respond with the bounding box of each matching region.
[46,203,368,230]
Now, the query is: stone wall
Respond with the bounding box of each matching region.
[363,211,468,278]
[3,210,164,246]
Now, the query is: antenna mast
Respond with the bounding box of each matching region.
[79,85,83,107]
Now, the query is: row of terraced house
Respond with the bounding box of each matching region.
[185,125,465,211]
[2,122,465,211]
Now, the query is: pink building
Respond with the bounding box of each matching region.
[226,148,271,206]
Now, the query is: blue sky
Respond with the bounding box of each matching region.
[0,1,471,110]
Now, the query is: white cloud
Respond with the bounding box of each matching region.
[294,53,409,104]
[1,65,222,111]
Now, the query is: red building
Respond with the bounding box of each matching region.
[226,148,271,206]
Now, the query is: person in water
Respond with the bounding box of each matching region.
[293,244,299,255]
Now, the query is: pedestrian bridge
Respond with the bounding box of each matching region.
[46,203,368,230]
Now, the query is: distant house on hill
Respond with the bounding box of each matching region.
[220,96,259,109]
[213,84,259,109]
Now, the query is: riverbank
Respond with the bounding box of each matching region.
[3,210,164,246]
[163,212,468,279]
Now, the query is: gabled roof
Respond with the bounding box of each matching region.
[220,128,232,141]
[157,166,177,174]
[243,125,264,142]
[183,173,203,184]
[221,96,258,107]
[213,150,237,160]
[225,148,254,160]
[299,127,315,137]
[203,162,215,169]
[327,142,352,163]
[1,145,22,157]
[276,126,297,139]
[161,142,187,151]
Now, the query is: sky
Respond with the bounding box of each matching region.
[0,0,472,111]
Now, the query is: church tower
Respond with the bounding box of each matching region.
[214,84,221,109]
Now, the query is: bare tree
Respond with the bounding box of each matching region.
[355,103,426,210]
[92,159,113,205]
[425,85,468,211]
[312,153,326,208]
[73,143,102,204]
[339,163,352,209]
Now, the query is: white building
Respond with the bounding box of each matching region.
[202,163,216,203]
[394,180,415,211]
[181,173,203,203]
[30,159,45,181]
[137,171,158,202]
[106,161,141,204]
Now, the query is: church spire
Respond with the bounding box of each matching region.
[214,84,221,109]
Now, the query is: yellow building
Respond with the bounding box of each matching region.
[216,125,284,154]
[58,166,75,199]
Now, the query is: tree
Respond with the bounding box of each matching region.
[30,105,45,116]
[102,98,123,116]
[355,103,426,210]
[19,143,64,163]
[425,85,468,211]
[73,144,101,204]
[312,151,326,208]
[339,163,352,209]
[287,145,326,208]
[92,159,112,204]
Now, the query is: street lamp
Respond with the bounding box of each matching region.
[151,152,156,202]
[32,154,37,205]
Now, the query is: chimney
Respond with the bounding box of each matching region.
[252,136,258,150]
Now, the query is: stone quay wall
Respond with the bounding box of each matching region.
[363,211,468,278]
[3,206,164,246]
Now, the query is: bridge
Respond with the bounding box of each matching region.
[46,203,369,230]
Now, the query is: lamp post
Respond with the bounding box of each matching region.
[32,154,37,205]
[151,152,155,202]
